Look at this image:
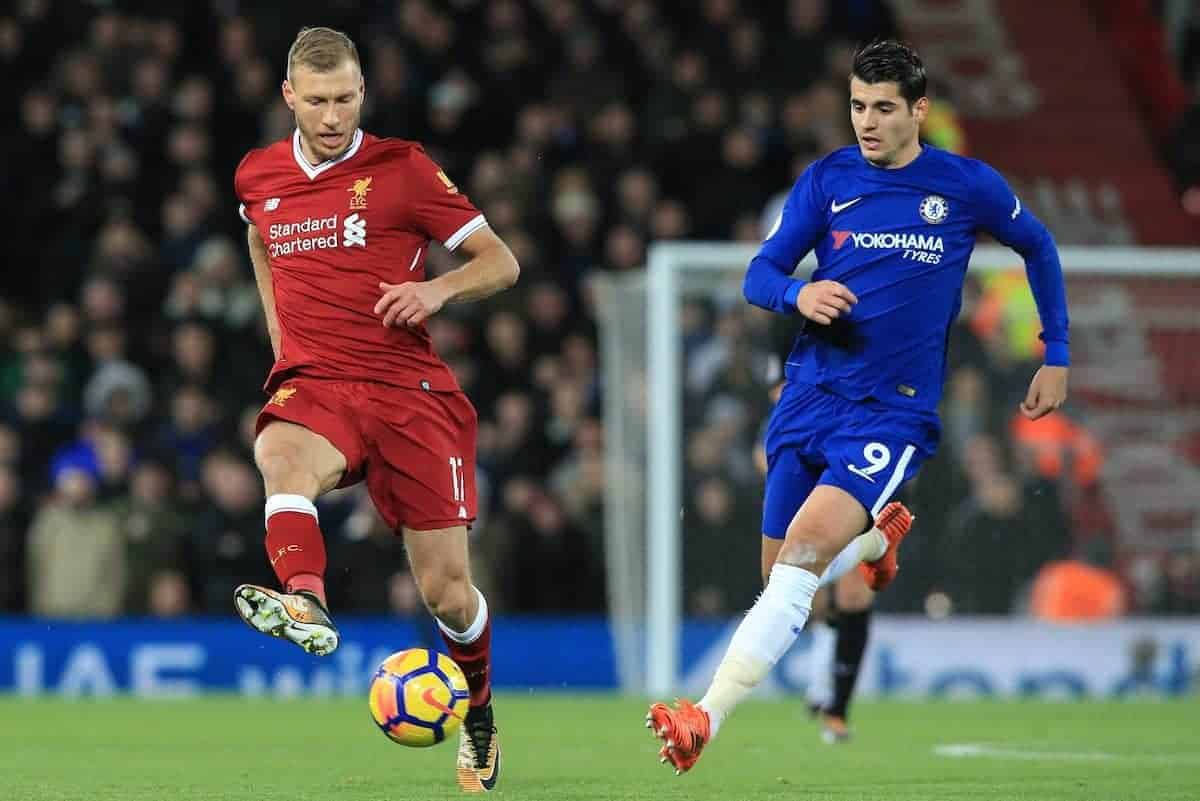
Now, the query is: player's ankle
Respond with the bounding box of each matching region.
[862,528,888,562]
[696,702,722,737]
[287,573,327,607]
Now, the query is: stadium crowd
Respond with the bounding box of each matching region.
[1,0,1196,620]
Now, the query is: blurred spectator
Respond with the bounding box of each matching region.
[1161,550,1200,614]
[26,460,125,618]
[548,417,605,542]
[1010,411,1104,489]
[1030,559,1128,621]
[326,488,413,613]
[157,385,221,486]
[84,360,153,428]
[938,433,1072,614]
[502,488,602,612]
[685,475,760,617]
[115,457,189,615]
[186,447,269,613]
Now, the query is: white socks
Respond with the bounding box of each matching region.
[264,493,318,526]
[805,620,835,710]
[436,586,488,644]
[698,563,820,735]
[818,527,886,588]
[695,527,887,738]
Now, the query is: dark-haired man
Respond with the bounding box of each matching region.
[648,39,1070,775]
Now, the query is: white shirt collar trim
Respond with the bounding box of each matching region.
[292,128,364,180]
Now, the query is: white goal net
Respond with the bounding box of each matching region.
[596,243,1200,695]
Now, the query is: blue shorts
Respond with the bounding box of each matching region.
[761,381,940,539]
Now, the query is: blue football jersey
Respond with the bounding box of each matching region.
[744,145,1069,414]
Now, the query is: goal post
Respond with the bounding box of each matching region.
[596,243,1200,696]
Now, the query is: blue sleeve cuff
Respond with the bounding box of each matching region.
[1043,339,1070,367]
[782,279,806,313]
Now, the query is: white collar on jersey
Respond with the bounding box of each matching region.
[291,128,365,180]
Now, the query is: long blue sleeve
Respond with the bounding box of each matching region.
[971,163,1070,366]
[744,163,826,315]
[743,253,806,314]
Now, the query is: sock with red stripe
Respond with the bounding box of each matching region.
[263,493,327,607]
[438,586,492,707]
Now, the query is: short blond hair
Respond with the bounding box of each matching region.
[286,27,360,81]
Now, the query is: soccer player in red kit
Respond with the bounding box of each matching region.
[231,27,518,793]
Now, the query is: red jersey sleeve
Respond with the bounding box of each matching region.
[234,152,253,224]
[406,147,487,251]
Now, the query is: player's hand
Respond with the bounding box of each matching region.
[1020,365,1069,420]
[797,281,858,325]
[375,281,449,327]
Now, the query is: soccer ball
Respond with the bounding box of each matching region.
[368,648,470,747]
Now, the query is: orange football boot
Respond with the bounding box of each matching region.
[645,699,712,775]
[857,501,914,591]
[819,712,850,744]
[456,702,501,793]
[233,584,339,655]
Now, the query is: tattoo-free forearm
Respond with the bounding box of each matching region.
[247,224,281,358]
[434,242,520,304]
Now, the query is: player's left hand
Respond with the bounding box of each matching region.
[375,281,450,327]
[1020,365,1069,420]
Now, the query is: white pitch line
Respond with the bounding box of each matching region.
[935,744,1116,762]
[935,744,1200,765]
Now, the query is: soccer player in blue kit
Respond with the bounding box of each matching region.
[647,40,1070,774]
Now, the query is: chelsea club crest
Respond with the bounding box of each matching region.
[919,194,948,224]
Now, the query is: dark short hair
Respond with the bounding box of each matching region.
[851,40,927,105]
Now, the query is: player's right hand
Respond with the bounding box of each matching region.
[375,280,449,327]
[796,281,857,325]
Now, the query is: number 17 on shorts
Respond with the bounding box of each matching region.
[449,457,468,517]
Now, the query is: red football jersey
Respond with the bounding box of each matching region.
[234,129,486,392]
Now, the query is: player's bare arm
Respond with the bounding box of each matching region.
[375,226,519,328]
[246,223,282,358]
[1021,364,1068,420]
[796,280,858,325]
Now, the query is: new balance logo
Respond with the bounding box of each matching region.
[264,198,280,212]
[342,213,366,247]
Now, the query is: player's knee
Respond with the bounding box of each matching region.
[775,543,831,575]
[777,522,844,573]
[254,444,319,498]
[417,571,473,630]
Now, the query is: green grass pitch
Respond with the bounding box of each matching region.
[1,695,1195,800]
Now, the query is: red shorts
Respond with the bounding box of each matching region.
[256,376,478,532]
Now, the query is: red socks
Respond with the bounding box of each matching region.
[263,494,491,708]
[438,587,493,707]
[264,494,327,607]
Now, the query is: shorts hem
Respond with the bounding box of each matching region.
[814,476,875,520]
[401,518,476,532]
